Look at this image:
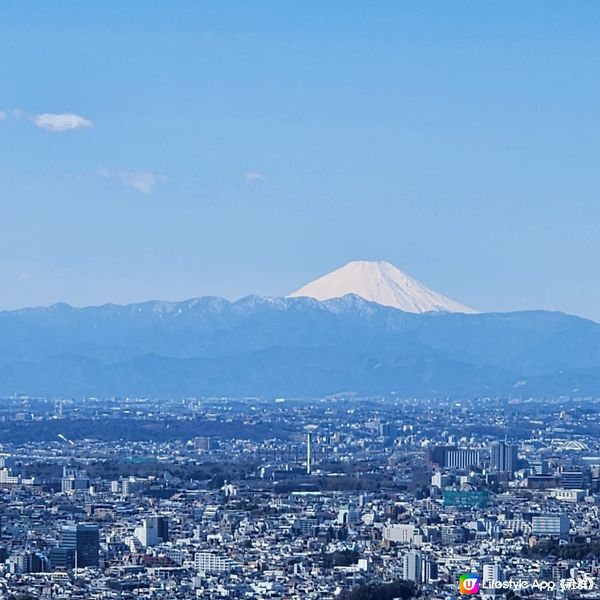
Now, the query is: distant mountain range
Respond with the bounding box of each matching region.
[1,293,600,397]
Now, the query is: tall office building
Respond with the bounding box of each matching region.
[61,467,89,494]
[428,445,455,467]
[560,468,586,490]
[7,551,46,573]
[379,421,397,439]
[134,516,169,547]
[401,550,438,584]
[60,524,100,568]
[194,437,219,451]
[428,445,481,469]
[445,449,481,470]
[530,459,550,476]
[531,514,569,538]
[490,441,519,473]
[422,555,438,584]
[402,550,422,582]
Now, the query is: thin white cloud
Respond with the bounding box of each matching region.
[17,272,34,281]
[97,167,161,194]
[96,167,111,179]
[244,171,268,184]
[0,111,6,120]
[33,112,92,132]
[117,170,157,194]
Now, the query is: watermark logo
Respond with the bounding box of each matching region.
[480,576,595,593]
[459,574,480,595]
[561,576,594,591]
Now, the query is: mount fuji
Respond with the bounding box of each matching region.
[0,262,599,397]
[288,260,476,314]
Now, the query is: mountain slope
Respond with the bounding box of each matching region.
[0,295,599,397]
[288,260,476,313]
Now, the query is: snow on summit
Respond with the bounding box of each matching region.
[287,260,477,314]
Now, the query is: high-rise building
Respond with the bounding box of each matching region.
[293,517,318,536]
[48,547,71,570]
[379,421,397,439]
[428,445,455,467]
[490,441,519,473]
[400,550,437,583]
[560,468,586,490]
[337,506,360,527]
[445,449,481,470]
[134,516,169,547]
[121,476,143,497]
[482,562,503,586]
[0,454,15,469]
[60,524,100,568]
[156,515,169,543]
[402,550,422,582]
[61,467,89,494]
[531,514,570,538]
[422,555,438,583]
[428,445,481,469]
[529,459,550,475]
[194,437,219,451]
[431,471,451,488]
[9,551,46,573]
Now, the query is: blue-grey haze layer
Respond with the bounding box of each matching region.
[1,295,599,397]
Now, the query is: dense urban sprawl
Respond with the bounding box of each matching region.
[0,396,598,598]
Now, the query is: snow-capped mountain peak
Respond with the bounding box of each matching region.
[287,260,476,314]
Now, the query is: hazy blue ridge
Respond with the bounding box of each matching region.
[0,295,599,397]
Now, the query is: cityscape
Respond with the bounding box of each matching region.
[0,395,598,597]
[4,2,600,599]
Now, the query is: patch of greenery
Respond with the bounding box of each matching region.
[525,540,600,560]
[323,549,360,568]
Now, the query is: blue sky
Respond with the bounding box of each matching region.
[2,1,600,319]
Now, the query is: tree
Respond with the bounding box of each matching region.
[323,549,359,568]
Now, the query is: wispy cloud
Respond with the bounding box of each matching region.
[0,108,92,132]
[244,171,268,184]
[0,109,21,120]
[97,167,162,194]
[117,170,158,194]
[17,272,34,282]
[33,112,92,132]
